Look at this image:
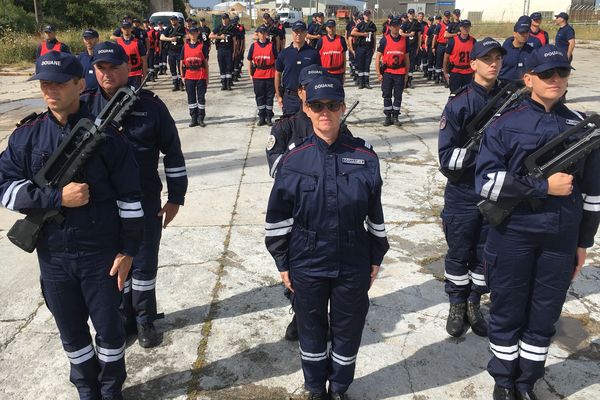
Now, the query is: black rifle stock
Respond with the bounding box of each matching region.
[6,75,150,252]
[439,84,527,183]
[478,114,600,226]
[341,100,359,125]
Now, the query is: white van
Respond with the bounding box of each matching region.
[150,11,185,27]
[277,9,303,27]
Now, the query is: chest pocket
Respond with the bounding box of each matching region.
[30,151,49,178]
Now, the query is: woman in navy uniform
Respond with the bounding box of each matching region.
[265,76,389,400]
[0,51,144,400]
[475,45,600,400]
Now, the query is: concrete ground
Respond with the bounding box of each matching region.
[0,39,599,400]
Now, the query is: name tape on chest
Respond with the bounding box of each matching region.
[342,157,366,165]
[566,119,579,126]
[130,111,147,117]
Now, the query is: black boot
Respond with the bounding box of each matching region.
[364,80,372,89]
[329,392,347,400]
[266,115,273,126]
[198,116,206,127]
[137,321,162,348]
[189,113,199,127]
[383,115,393,126]
[221,79,227,91]
[393,114,402,126]
[172,80,179,91]
[285,314,298,341]
[307,392,327,400]
[257,116,266,126]
[408,76,414,88]
[179,79,185,91]
[516,390,537,400]
[467,301,488,337]
[226,78,233,90]
[493,385,516,400]
[446,302,467,337]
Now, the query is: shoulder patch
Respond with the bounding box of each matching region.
[266,134,276,150]
[439,115,447,130]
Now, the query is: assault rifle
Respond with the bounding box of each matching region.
[478,113,600,226]
[341,100,359,125]
[7,74,151,252]
[439,83,527,183]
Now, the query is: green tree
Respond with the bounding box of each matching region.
[0,0,36,33]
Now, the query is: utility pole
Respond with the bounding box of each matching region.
[523,0,531,16]
[33,0,39,24]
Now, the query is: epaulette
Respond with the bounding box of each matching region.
[447,84,469,102]
[16,111,44,128]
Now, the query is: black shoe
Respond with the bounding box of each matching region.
[358,83,365,89]
[467,301,488,337]
[266,117,273,126]
[180,82,185,91]
[137,321,162,348]
[364,82,372,89]
[493,385,516,400]
[257,117,266,126]
[407,77,414,89]
[285,314,298,341]
[383,115,393,126]
[393,116,402,126]
[189,118,199,127]
[307,393,328,400]
[446,302,467,337]
[329,392,347,400]
[172,84,179,92]
[198,118,206,128]
[516,390,537,400]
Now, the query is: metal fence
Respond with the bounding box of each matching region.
[569,5,600,23]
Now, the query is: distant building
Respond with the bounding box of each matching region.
[151,0,175,12]
[455,0,573,22]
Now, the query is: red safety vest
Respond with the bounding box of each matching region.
[382,34,407,75]
[147,28,155,48]
[40,40,63,56]
[449,35,475,74]
[183,42,207,80]
[319,35,345,75]
[117,37,143,77]
[251,41,276,79]
[436,21,448,45]
[421,25,429,50]
[529,29,547,46]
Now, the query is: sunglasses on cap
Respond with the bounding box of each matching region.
[306,102,343,112]
[534,67,570,80]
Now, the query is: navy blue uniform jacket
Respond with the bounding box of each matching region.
[265,134,389,277]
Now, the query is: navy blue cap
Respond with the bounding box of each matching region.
[82,28,99,38]
[471,37,507,59]
[29,52,83,83]
[443,11,451,17]
[555,12,569,20]
[408,8,415,14]
[363,10,372,16]
[525,44,573,73]
[306,76,345,103]
[390,18,402,26]
[325,19,336,27]
[188,26,199,33]
[428,16,434,21]
[514,16,531,33]
[263,12,272,19]
[43,25,55,33]
[453,9,461,15]
[387,14,393,19]
[312,13,318,17]
[291,20,307,31]
[91,41,128,65]
[121,20,132,28]
[316,12,324,18]
[299,65,329,87]
[435,15,442,20]
[459,19,472,27]
[170,15,178,20]
[400,13,408,19]
[256,24,268,33]
[132,18,140,23]
[222,13,230,19]
[530,12,542,20]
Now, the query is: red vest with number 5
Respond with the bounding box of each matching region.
[382,34,407,75]
[449,36,475,74]
[319,35,345,75]
[117,37,143,77]
[40,40,64,56]
[251,41,276,79]
[183,42,207,80]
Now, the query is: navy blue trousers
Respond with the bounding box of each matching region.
[217,47,233,82]
[122,196,162,325]
[252,78,275,118]
[441,209,489,304]
[282,91,301,116]
[485,226,577,392]
[168,52,181,85]
[185,79,207,118]
[291,269,370,394]
[39,249,125,400]
[354,46,373,84]
[381,73,405,117]
[449,72,473,93]
[435,44,447,75]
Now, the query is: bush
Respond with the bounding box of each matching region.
[0,0,36,34]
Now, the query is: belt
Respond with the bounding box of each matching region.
[452,65,471,70]
[285,88,298,96]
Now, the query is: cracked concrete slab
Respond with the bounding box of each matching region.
[0,35,599,400]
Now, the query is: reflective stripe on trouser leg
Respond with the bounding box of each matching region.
[292,271,332,394]
[328,270,370,394]
[441,209,486,304]
[131,196,162,324]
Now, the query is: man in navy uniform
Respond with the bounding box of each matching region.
[438,37,507,338]
[0,51,143,400]
[160,15,187,91]
[476,45,600,400]
[210,13,237,91]
[499,16,537,86]
[275,21,321,116]
[443,20,476,93]
[528,12,549,47]
[82,41,188,348]
[77,28,100,91]
[351,10,377,89]
[554,12,576,62]
[35,24,70,59]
